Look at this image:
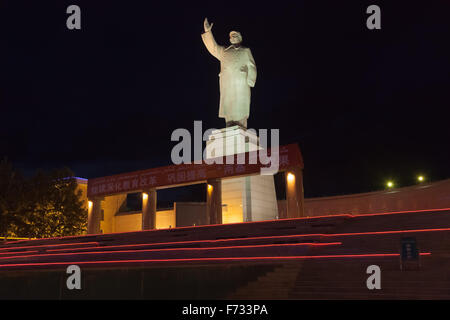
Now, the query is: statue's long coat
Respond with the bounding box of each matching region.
[201,30,257,122]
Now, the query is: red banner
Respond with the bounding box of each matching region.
[87,143,303,198]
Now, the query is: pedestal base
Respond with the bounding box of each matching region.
[205,125,259,158]
[222,175,278,223]
[206,126,279,223]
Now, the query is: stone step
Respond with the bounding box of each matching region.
[294,280,450,288]
[289,291,450,300]
[294,273,450,282]
[291,286,450,295]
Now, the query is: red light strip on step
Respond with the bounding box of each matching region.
[6,208,450,243]
[346,207,450,217]
[0,252,431,269]
[0,242,99,253]
[47,234,328,253]
[2,214,352,243]
[324,227,450,237]
[0,242,342,261]
[0,250,39,256]
[45,227,450,254]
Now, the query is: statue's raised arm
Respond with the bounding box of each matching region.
[201,18,223,60]
[204,18,213,32]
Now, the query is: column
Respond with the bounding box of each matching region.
[206,179,222,225]
[87,197,103,234]
[142,189,157,230]
[285,166,304,218]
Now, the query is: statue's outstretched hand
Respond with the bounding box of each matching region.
[204,18,213,32]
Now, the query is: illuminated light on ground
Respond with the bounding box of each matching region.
[0,250,39,256]
[35,227,450,256]
[0,242,343,261]
[0,252,432,269]
[0,241,99,253]
[4,208,450,243]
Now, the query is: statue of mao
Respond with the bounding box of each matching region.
[201,18,257,128]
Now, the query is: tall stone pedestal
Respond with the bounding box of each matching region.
[206,126,278,223]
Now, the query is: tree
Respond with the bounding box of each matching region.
[0,161,87,239]
[17,168,87,238]
[0,158,28,239]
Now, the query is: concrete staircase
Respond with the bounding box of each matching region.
[290,254,450,299]
[229,262,303,299]
[228,255,450,300]
[0,208,449,299]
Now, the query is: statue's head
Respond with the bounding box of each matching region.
[229,31,242,45]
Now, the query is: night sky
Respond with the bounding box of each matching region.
[1,0,449,200]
